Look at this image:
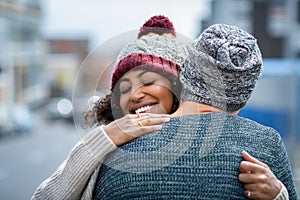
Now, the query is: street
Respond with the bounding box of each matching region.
[0,112,79,200]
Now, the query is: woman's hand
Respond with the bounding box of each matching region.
[239,151,282,200]
[104,113,170,146]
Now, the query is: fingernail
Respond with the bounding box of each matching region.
[155,125,163,130]
[164,118,170,122]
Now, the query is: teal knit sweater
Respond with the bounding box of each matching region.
[93,112,298,199]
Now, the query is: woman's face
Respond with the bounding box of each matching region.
[117,69,173,115]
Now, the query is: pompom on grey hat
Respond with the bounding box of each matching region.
[180,24,263,112]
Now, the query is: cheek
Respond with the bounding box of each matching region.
[119,95,129,115]
[160,89,174,113]
[153,85,173,113]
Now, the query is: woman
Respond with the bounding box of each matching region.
[32,16,187,200]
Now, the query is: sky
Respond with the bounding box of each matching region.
[41,0,210,49]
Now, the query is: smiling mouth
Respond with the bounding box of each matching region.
[135,105,154,114]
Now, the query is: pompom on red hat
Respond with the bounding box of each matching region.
[138,15,176,38]
[111,52,180,90]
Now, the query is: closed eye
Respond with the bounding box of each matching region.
[142,80,155,86]
[120,86,131,94]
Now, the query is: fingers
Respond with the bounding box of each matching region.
[240,151,269,176]
[134,113,170,127]
[240,151,281,200]
[239,153,271,184]
[243,190,255,199]
[241,178,272,199]
[138,115,170,126]
[242,151,268,167]
[120,113,170,136]
[130,114,170,136]
[239,172,269,184]
[137,113,171,119]
[242,151,257,163]
[242,183,279,200]
[240,160,266,174]
[105,113,171,146]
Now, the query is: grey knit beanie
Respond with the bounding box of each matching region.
[117,34,187,66]
[180,24,263,112]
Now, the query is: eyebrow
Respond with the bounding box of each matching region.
[137,70,151,78]
[119,70,152,84]
[119,78,130,84]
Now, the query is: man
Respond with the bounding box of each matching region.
[93,24,298,200]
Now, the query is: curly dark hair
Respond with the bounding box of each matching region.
[81,77,181,129]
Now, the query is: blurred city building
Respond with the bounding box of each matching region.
[200,0,300,141]
[0,0,45,135]
[46,38,89,97]
[0,1,92,131]
[42,38,90,123]
[201,0,300,58]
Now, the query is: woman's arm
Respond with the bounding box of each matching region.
[31,126,117,200]
[239,151,289,200]
[31,113,170,200]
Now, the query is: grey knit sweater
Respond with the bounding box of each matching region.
[93,112,298,199]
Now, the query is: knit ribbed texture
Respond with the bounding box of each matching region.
[274,181,289,200]
[117,35,187,66]
[93,113,298,200]
[180,24,262,112]
[110,35,187,90]
[138,15,176,38]
[111,52,181,89]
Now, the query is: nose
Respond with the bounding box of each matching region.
[130,85,145,103]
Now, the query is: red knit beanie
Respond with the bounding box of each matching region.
[111,52,180,90]
[138,15,176,38]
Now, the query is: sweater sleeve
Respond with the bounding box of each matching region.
[31,125,117,200]
[273,181,289,200]
[271,129,299,200]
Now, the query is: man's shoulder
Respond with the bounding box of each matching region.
[166,112,281,139]
[234,114,280,134]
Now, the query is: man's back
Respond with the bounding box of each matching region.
[93,112,297,199]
